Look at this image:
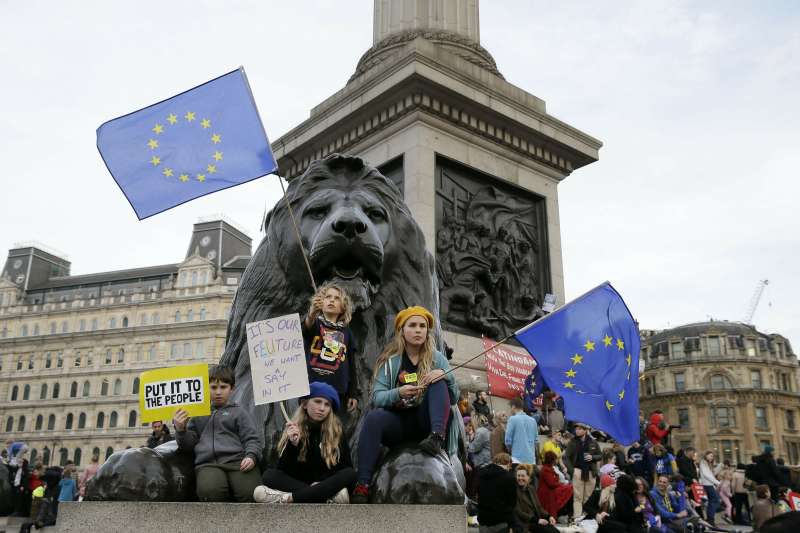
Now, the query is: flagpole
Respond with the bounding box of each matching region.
[514,281,611,336]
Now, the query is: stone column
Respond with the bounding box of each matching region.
[373,0,480,43]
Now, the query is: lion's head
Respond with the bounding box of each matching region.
[219,154,438,453]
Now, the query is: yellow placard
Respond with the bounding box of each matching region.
[404,372,418,384]
[139,364,210,423]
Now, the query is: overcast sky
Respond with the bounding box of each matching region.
[1,1,798,347]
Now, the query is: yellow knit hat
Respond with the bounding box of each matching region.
[394,306,435,332]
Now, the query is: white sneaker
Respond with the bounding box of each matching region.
[253,485,291,504]
[328,487,349,504]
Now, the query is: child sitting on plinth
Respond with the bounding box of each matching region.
[174,365,263,502]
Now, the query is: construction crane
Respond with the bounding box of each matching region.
[743,279,769,324]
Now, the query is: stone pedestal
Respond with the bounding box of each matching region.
[272,1,601,392]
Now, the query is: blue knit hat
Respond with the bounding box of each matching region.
[304,381,340,411]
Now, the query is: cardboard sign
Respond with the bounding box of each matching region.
[691,482,706,504]
[482,337,536,400]
[246,313,310,405]
[788,491,800,511]
[139,364,210,423]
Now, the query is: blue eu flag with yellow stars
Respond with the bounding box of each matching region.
[97,68,277,219]
[516,282,640,444]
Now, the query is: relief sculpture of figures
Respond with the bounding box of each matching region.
[436,162,550,339]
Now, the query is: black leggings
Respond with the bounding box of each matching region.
[261,467,356,503]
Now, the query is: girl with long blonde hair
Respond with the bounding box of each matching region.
[351,306,459,503]
[254,382,356,504]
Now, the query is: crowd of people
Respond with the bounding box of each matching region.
[460,401,800,532]
[4,282,800,533]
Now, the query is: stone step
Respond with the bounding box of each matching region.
[52,502,467,533]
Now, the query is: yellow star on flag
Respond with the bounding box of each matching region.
[196,174,206,182]
[200,118,211,129]
[178,174,189,182]
[184,111,196,122]
[162,168,173,177]
[152,124,164,134]
[571,353,583,365]
[584,340,596,352]
[565,368,577,378]
[605,400,614,411]
[211,133,221,144]
[603,335,613,347]
[207,164,217,174]
[167,114,178,125]
[213,151,223,161]
[150,156,161,166]
[626,354,632,366]
[147,139,159,150]
[618,390,625,400]
[616,338,625,350]
[563,381,575,389]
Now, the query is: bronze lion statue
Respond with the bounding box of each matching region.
[219,153,439,458]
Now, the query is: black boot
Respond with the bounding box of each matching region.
[419,432,445,456]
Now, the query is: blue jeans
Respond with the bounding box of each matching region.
[356,379,450,485]
[704,484,720,524]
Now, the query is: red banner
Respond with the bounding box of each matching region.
[482,337,536,400]
[788,491,800,511]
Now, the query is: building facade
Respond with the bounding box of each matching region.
[640,321,800,464]
[0,217,251,468]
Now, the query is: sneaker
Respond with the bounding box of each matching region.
[419,432,445,456]
[351,483,369,504]
[253,485,291,504]
[328,487,349,504]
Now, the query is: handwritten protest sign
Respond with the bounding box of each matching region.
[246,313,310,405]
[482,337,536,400]
[139,363,210,423]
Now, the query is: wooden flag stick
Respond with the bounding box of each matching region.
[279,401,291,423]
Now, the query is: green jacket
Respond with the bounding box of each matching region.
[371,350,460,456]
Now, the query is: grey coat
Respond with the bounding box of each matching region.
[175,402,263,468]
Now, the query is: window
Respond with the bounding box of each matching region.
[148,345,156,361]
[751,370,762,389]
[151,313,159,325]
[113,378,121,395]
[196,342,205,358]
[781,373,790,392]
[128,410,137,427]
[758,338,769,355]
[59,448,68,467]
[746,338,757,356]
[184,342,192,357]
[30,449,38,464]
[78,413,86,429]
[18,415,26,431]
[671,341,684,359]
[21,325,28,336]
[16,357,22,370]
[11,385,18,401]
[65,413,73,430]
[28,357,34,370]
[73,448,82,466]
[86,352,93,366]
[760,440,772,451]
[174,311,181,323]
[711,406,736,428]
[755,407,769,429]
[45,352,52,368]
[5,416,13,432]
[96,412,105,428]
[109,411,118,428]
[50,322,56,334]
[719,440,738,464]
[117,348,124,363]
[70,381,78,398]
[706,336,721,356]
[92,447,100,459]
[61,321,68,333]
[47,414,55,430]
[170,344,178,359]
[122,316,129,328]
[23,384,30,400]
[40,383,48,399]
[101,380,109,396]
[677,408,690,428]
[132,377,140,395]
[710,374,733,390]
[684,337,701,353]
[136,346,143,361]
[42,447,51,466]
[201,271,208,285]
[82,381,90,397]
[786,410,796,430]
[200,308,206,320]
[56,352,63,367]
[140,314,147,326]
[36,414,43,430]
[191,271,198,286]
[109,317,117,329]
[79,319,85,331]
[105,447,114,460]
[187,309,194,321]
[52,382,59,398]
[91,318,98,331]
[105,350,112,365]
[674,372,686,392]
[645,376,656,396]
[74,352,81,367]
[33,324,39,336]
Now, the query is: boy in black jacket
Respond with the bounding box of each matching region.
[174,365,263,502]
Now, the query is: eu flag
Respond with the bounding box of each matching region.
[515,282,640,444]
[97,68,277,219]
